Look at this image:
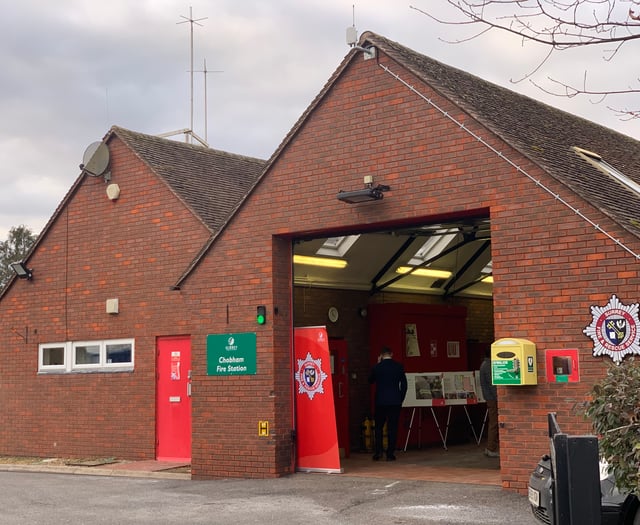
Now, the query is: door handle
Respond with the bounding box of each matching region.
[338,382,343,398]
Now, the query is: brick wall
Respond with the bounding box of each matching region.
[185,50,640,491]
[0,135,209,460]
[2,44,637,494]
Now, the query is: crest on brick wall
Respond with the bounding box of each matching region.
[295,351,327,400]
[583,294,640,364]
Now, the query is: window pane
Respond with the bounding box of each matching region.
[75,344,100,365]
[43,347,65,366]
[106,343,132,364]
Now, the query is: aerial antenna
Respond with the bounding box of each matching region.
[177,7,207,144]
[195,58,223,144]
[345,5,375,59]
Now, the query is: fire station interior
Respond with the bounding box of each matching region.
[292,215,500,481]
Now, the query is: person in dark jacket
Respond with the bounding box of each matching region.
[368,347,408,461]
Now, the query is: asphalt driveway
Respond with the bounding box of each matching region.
[1,470,539,525]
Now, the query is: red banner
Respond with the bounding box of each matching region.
[294,326,342,473]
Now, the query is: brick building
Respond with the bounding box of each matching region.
[2,31,640,494]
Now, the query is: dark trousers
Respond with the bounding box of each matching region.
[486,399,499,452]
[374,404,401,457]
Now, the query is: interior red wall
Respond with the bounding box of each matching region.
[368,303,468,373]
[367,303,470,447]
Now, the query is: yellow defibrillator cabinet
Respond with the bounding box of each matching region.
[490,338,537,386]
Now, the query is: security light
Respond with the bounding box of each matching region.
[10,261,32,280]
[337,184,390,204]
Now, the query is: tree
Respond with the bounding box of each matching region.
[0,225,36,288]
[586,358,640,494]
[413,0,640,117]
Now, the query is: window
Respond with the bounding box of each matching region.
[316,235,360,257]
[573,147,640,196]
[106,341,133,364]
[74,342,101,367]
[39,339,134,373]
[408,228,458,266]
[39,343,68,371]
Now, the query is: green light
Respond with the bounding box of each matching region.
[257,305,266,325]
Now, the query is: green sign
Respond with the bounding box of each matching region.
[491,359,521,385]
[207,332,257,376]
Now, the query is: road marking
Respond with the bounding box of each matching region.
[371,481,401,495]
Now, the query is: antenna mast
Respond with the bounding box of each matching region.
[177,7,207,143]
[195,58,223,144]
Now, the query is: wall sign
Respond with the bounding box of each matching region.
[447,341,460,358]
[583,294,640,364]
[170,351,181,380]
[405,323,421,357]
[206,332,257,375]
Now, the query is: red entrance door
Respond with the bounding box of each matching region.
[156,336,192,461]
[329,339,350,458]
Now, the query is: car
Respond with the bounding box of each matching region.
[528,454,640,525]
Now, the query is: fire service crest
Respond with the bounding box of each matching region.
[295,351,327,400]
[583,294,640,364]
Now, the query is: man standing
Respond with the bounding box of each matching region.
[368,347,408,461]
[479,348,499,457]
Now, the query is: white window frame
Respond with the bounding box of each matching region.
[38,342,69,372]
[104,339,135,369]
[38,339,134,374]
[73,341,102,370]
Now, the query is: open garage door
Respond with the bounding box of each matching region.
[291,215,497,481]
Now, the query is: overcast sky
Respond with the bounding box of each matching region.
[1,0,638,240]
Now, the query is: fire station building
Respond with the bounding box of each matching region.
[2,32,640,494]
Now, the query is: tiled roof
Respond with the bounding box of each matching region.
[362,32,640,239]
[111,126,265,232]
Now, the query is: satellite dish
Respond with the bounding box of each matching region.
[81,141,110,177]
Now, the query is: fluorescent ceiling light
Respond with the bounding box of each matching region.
[482,275,494,284]
[396,266,452,279]
[293,255,348,269]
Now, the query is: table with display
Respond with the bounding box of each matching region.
[402,371,487,451]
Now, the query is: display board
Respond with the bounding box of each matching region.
[403,371,479,407]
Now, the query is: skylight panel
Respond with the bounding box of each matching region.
[316,235,360,257]
[408,229,457,266]
[573,147,640,197]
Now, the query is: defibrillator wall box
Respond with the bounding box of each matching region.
[490,338,537,386]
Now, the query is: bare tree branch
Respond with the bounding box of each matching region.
[414,0,640,118]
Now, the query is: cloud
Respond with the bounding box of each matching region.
[0,0,637,240]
